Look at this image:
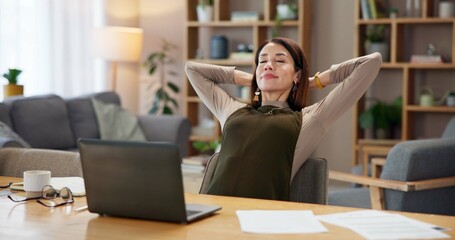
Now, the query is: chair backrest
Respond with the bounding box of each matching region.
[0,148,82,178]
[199,153,328,204]
[442,116,455,138]
[381,138,455,215]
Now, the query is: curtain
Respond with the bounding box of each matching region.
[0,0,103,99]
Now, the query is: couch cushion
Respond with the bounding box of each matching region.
[91,98,146,141]
[66,91,121,142]
[0,103,12,127]
[5,94,75,149]
[0,121,31,147]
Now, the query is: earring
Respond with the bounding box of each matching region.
[292,84,298,92]
[253,88,260,102]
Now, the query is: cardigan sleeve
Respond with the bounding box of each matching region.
[291,52,382,180]
[185,61,247,129]
[307,52,382,129]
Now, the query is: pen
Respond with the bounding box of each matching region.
[75,206,88,212]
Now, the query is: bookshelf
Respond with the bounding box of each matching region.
[353,0,455,165]
[183,0,312,155]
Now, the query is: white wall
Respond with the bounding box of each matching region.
[138,0,356,171]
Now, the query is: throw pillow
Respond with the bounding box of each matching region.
[91,98,146,141]
[0,121,31,147]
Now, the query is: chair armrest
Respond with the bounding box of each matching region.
[0,137,26,148]
[137,115,191,157]
[371,157,386,178]
[329,170,455,192]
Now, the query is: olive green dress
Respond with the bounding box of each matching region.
[207,105,301,200]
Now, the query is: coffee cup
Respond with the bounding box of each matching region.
[23,170,51,198]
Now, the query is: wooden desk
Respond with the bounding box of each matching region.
[1,176,454,239]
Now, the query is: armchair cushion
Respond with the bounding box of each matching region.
[328,188,371,209]
[0,121,30,148]
[4,94,75,149]
[0,103,12,127]
[66,92,122,142]
[91,99,146,141]
[381,138,455,215]
[0,148,82,177]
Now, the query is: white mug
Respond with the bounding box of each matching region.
[23,170,51,198]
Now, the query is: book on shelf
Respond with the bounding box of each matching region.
[410,55,443,64]
[360,0,371,20]
[231,11,260,22]
[229,52,254,61]
[182,155,210,173]
[182,154,210,166]
[368,0,377,19]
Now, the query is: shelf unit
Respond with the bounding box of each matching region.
[353,0,455,165]
[184,0,312,155]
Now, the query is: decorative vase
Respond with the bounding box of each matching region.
[196,5,213,22]
[365,41,389,62]
[375,128,390,139]
[276,4,297,20]
[3,84,23,97]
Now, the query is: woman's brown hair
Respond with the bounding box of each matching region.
[250,37,309,111]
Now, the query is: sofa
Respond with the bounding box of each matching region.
[0,91,191,157]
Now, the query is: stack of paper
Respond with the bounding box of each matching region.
[236,210,327,234]
[317,210,449,239]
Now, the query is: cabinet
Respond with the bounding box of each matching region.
[183,0,312,155]
[353,0,455,165]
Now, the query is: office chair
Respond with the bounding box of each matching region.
[199,153,328,204]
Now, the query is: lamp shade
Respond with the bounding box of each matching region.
[92,26,143,62]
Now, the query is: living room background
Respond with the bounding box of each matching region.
[0,0,358,172]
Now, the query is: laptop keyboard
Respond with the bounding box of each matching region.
[186,210,202,217]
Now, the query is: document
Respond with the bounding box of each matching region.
[10,177,85,196]
[317,210,450,239]
[236,210,328,234]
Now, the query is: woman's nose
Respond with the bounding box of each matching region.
[264,61,273,70]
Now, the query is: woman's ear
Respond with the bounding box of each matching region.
[293,70,302,84]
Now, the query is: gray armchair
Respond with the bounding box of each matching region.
[199,153,328,204]
[329,137,455,216]
[0,148,82,178]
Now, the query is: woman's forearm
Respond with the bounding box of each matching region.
[308,69,331,90]
[233,70,253,86]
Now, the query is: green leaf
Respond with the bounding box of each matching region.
[163,106,173,114]
[167,82,180,93]
[170,98,179,107]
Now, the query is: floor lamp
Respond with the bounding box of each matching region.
[92,26,143,91]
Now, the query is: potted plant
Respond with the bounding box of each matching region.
[196,0,214,22]
[359,96,402,139]
[276,0,298,20]
[365,24,389,61]
[143,39,180,115]
[2,68,24,97]
[192,140,220,156]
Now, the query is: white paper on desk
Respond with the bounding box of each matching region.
[10,177,85,197]
[236,210,328,234]
[317,210,450,239]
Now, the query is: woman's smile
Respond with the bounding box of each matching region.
[261,72,278,80]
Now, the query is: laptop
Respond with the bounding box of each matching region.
[78,138,221,223]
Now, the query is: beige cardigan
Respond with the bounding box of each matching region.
[185,52,382,181]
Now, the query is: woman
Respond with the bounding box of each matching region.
[185,37,381,201]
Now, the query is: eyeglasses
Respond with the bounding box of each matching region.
[8,185,74,207]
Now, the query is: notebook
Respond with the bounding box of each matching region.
[78,138,221,223]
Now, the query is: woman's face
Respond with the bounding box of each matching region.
[255,42,298,94]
